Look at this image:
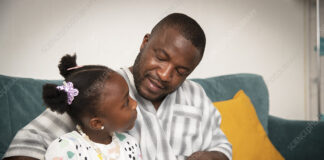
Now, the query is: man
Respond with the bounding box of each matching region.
[4,13,232,160]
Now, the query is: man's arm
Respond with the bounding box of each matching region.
[187,151,229,160]
[3,156,39,160]
[3,109,74,159]
[189,82,232,160]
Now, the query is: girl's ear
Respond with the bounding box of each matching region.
[89,117,104,130]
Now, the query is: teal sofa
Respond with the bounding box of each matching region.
[1,74,323,160]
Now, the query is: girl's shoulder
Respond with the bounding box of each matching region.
[115,132,138,144]
[51,131,83,146]
[45,131,89,160]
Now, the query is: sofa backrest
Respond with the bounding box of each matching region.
[191,73,269,133]
[0,75,61,158]
[0,73,269,158]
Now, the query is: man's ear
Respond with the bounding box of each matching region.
[140,34,150,51]
[89,117,104,130]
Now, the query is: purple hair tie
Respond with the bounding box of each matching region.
[56,81,79,105]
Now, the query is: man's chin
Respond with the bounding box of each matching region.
[135,80,166,102]
[138,87,164,102]
[141,92,161,101]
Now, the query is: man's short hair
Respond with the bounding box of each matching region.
[151,13,206,58]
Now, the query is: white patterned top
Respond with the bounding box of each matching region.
[45,131,142,160]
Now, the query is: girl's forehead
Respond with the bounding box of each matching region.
[98,73,128,104]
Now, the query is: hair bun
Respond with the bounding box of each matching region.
[42,83,70,114]
[58,54,77,78]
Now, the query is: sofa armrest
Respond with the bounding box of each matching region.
[268,115,324,160]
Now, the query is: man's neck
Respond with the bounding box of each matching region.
[152,101,163,110]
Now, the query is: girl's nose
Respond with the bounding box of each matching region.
[130,97,137,110]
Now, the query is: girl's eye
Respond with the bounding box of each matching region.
[124,97,130,107]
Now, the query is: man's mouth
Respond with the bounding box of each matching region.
[146,76,165,93]
[149,77,164,88]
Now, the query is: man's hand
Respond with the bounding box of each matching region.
[187,151,229,160]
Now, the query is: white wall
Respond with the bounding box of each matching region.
[0,0,308,120]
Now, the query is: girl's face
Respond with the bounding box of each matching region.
[95,72,137,132]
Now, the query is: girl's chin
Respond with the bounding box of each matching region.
[118,120,136,132]
[126,119,136,130]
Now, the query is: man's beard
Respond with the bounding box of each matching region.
[132,51,147,99]
[132,51,167,102]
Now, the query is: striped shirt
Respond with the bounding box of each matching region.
[4,67,232,160]
[4,108,75,159]
[120,68,232,160]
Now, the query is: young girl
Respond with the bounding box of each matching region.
[43,54,141,160]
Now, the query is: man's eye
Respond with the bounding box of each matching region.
[156,56,165,61]
[155,53,166,61]
[154,49,167,61]
[176,69,187,76]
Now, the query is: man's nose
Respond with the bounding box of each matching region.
[157,64,173,82]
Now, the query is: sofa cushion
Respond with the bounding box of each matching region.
[0,73,269,158]
[192,73,269,133]
[0,75,61,158]
[213,90,283,160]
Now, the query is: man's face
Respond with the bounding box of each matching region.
[133,27,202,102]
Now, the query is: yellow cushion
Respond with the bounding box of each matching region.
[213,90,284,160]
